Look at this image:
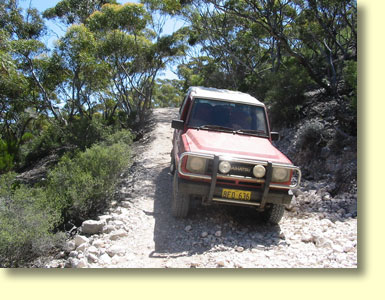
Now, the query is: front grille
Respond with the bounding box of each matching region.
[229,163,254,177]
[207,160,258,178]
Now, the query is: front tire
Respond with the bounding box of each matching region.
[172,172,190,218]
[170,154,176,175]
[262,204,285,224]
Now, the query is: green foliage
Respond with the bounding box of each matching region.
[0,173,62,266]
[263,60,313,126]
[343,60,357,110]
[0,139,14,172]
[21,117,119,167]
[47,134,132,222]
[0,127,133,265]
[43,0,118,24]
[87,2,149,33]
[65,116,113,150]
[296,120,325,151]
[152,79,184,107]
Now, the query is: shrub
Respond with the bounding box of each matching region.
[65,116,114,150]
[263,59,313,127]
[0,129,133,265]
[296,120,325,150]
[343,60,357,111]
[47,138,132,222]
[0,139,14,173]
[0,173,62,267]
[103,129,134,146]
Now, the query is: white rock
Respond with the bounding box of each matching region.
[103,225,115,234]
[201,232,208,238]
[99,253,112,265]
[234,261,244,268]
[184,225,192,232]
[76,242,88,252]
[301,234,314,243]
[121,201,131,208]
[323,194,332,201]
[320,219,334,227]
[74,235,90,247]
[112,220,125,228]
[92,239,104,248]
[81,220,105,234]
[235,246,244,252]
[98,215,113,223]
[69,257,79,268]
[332,244,344,253]
[314,236,332,248]
[343,244,356,253]
[65,240,76,252]
[87,253,98,263]
[106,245,126,257]
[215,230,222,237]
[76,258,88,268]
[69,251,78,258]
[87,245,99,255]
[109,229,128,240]
[190,262,200,268]
[216,260,226,267]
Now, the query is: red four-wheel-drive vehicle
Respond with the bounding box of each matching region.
[170,87,301,224]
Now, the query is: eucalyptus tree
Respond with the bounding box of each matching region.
[0,1,67,169]
[87,2,186,124]
[142,0,356,97]
[43,0,118,25]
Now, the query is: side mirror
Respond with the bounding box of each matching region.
[271,131,280,141]
[171,119,184,130]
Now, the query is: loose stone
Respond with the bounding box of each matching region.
[81,220,105,234]
[74,235,89,247]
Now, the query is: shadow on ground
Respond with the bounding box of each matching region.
[150,167,282,259]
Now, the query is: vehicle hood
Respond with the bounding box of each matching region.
[184,128,292,164]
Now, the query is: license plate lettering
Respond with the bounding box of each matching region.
[222,189,251,201]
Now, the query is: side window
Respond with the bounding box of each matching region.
[179,95,191,121]
[179,93,189,119]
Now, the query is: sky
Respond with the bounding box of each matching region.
[18,0,185,80]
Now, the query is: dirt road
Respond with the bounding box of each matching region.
[50,108,357,268]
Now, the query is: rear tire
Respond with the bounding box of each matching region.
[262,204,285,224]
[171,172,190,218]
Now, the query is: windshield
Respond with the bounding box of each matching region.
[187,98,268,136]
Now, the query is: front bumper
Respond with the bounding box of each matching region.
[178,177,293,208]
[177,152,300,209]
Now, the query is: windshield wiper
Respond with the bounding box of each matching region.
[196,125,235,132]
[235,129,267,137]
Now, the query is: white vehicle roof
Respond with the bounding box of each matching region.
[189,86,265,107]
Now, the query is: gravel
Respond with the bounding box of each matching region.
[44,108,357,268]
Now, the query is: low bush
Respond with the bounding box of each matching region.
[0,129,133,266]
[47,130,132,223]
[0,139,14,173]
[0,173,62,267]
[296,120,325,150]
[263,59,313,127]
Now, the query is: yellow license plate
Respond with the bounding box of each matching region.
[222,189,251,201]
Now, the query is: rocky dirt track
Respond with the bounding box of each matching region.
[47,108,357,268]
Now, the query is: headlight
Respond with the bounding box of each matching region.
[272,167,290,182]
[253,164,266,178]
[186,156,207,174]
[219,161,231,174]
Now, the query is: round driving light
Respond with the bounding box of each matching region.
[253,164,266,178]
[272,168,289,182]
[188,157,205,172]
[219,161,231,174]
